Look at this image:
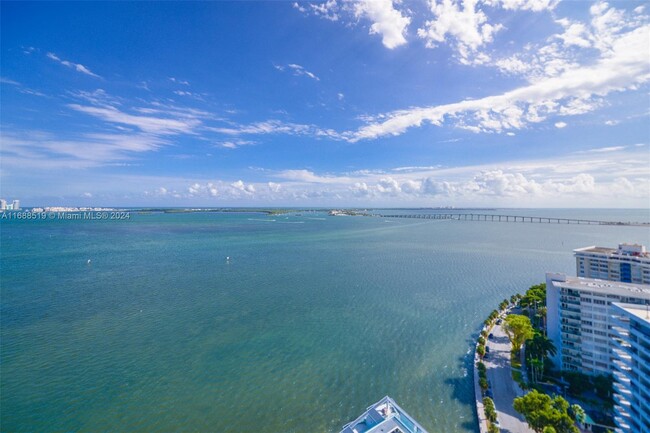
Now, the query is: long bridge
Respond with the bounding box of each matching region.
[375,213,649,227]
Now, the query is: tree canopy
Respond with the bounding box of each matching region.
[504,314,534,354]
[514,390,579,433]
[520,283,546,309]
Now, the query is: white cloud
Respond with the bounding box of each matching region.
[169,77,190,85]
[1,77,21,86]
[421,177,455,196]
[581,145,627,153]
[348,23,650,140]
[0,130,167,168]
[217,139,256,149]
[68,104,200,135]
[279,63,320,81]
[207,120,344,140]
[297,0,409,49]
[188,183,201,195]
[472,170,542,196]
[417,0,503,63]
[304,0,340,21]
[354,0,411,49]
[554,18,592,48]
[0,76,47,97]
[46,52,101,78]
[401,179,421,194]
[485,0,558,12]
[376,177,402,195]
[351,182,371,197]
[554,121,567,128]
[231,180,256,194]
[276,169,353,184]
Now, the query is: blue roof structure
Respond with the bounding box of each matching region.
[339,396,430,433]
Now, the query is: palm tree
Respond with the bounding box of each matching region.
[536,306,548,331]
[526,333,557,383]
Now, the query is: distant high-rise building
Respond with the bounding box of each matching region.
[546,273,650,375]
[574,244,650,284]
[11,199,20,211]
[338,396,429,433]
[610,302,650,433]
[0,199,6,210]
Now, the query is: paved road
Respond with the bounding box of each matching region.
[485,322,534,433]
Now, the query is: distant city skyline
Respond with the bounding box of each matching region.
[1,1,649,207]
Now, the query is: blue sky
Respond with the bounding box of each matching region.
[1,0,649,207]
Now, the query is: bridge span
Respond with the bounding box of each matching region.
[375,213,649,227]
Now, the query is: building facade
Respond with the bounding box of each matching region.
[339,396,429,433]
[575,244,650,284]
[546,273,650,375]
[610,302,650,433]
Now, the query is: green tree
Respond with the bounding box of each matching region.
[536,306,548,330]
[483,397,497,422]
[488,424,500,433]
[505,314,534,354]
[543,427,557,433]
[477,345,486,357]
[562,371,591,396]
[521,283,546,323]
[514,390,579,433]
[570,404,586,425]
[593,374,614,401]
[526,333,557,383]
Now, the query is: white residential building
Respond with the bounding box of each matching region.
[0,199,6,210]
[11,199,20,211]
[339,396,429,433]
[546,273,650,375]
[610,302,650,433]
[574,244,650,284]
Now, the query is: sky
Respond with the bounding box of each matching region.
[1,0,649,208]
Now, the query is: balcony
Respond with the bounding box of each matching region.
[561,306,581,314]
[613,392,632,410]
[613,381,633,400]
[613,347,633,366]
[614,415,632,432]
[562,334,581,343]
[613,369,632,386]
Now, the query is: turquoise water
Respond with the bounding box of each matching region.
[1,210,649,432]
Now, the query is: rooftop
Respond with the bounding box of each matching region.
[339,396,429,433]
[574,243,649,259]
[547,274,650,299]
[612,302,650,325]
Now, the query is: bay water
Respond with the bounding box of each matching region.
[2,209,648,432]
